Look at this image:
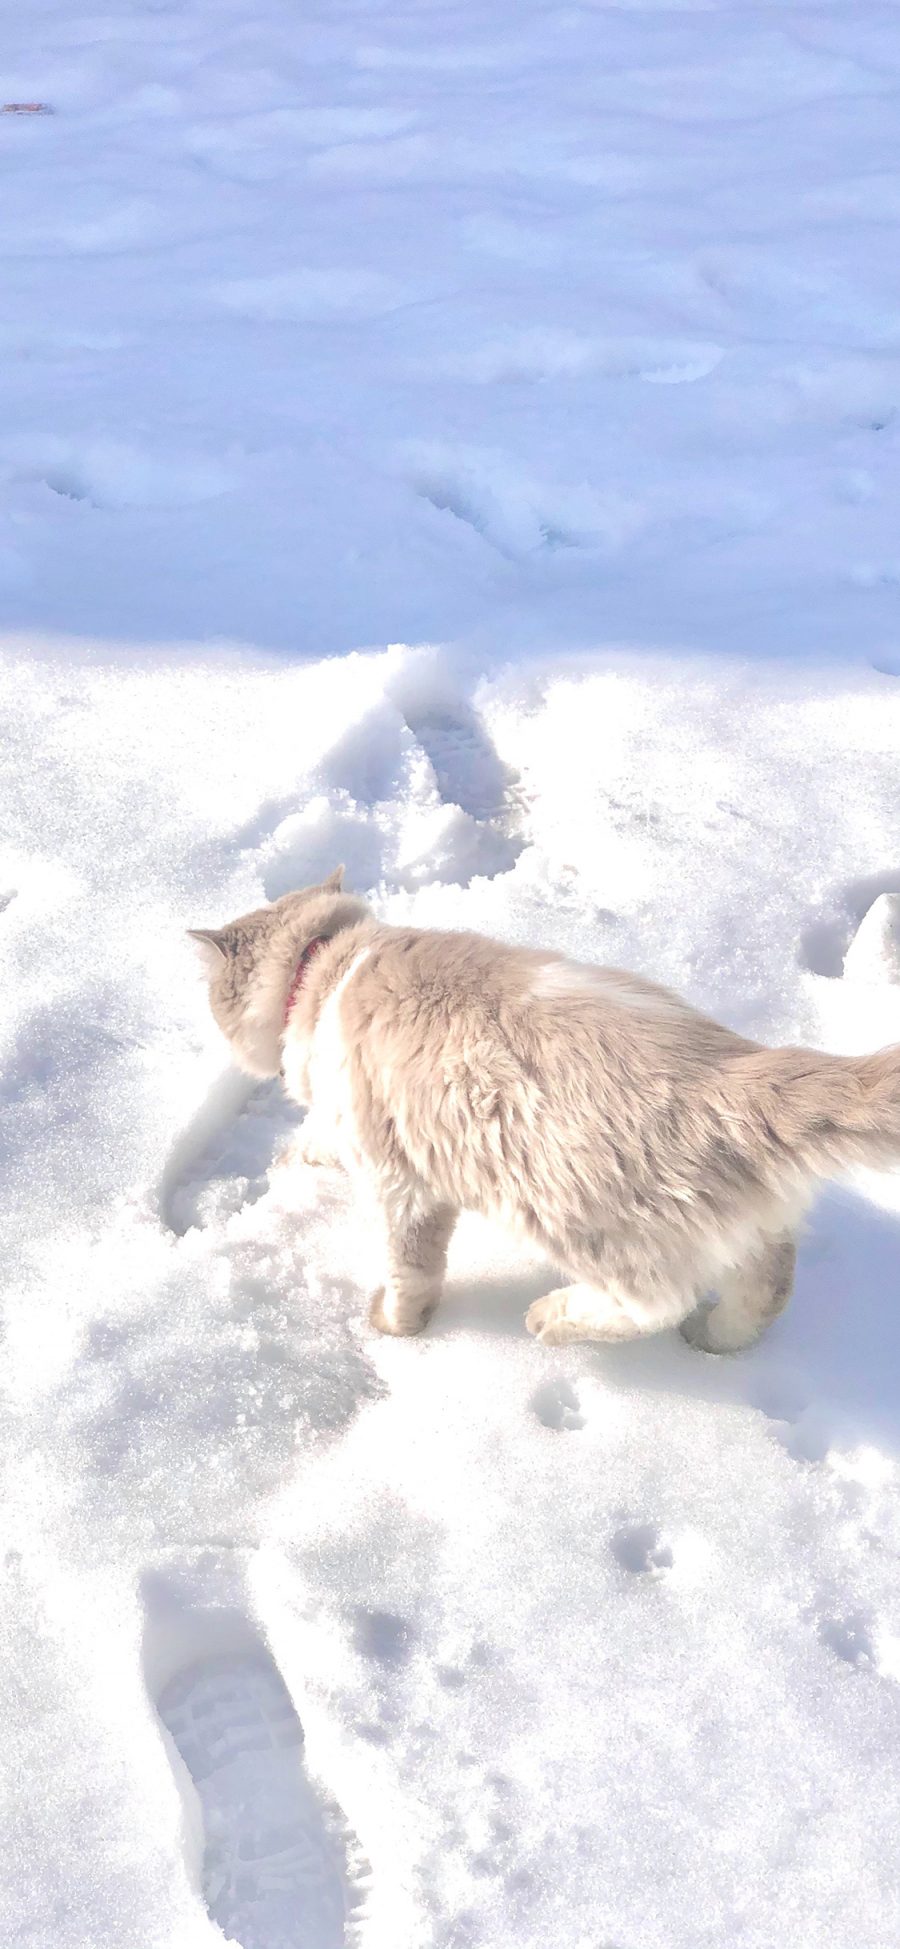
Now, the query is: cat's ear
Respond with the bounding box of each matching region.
[321,865,345,892]
[187,927,228,972]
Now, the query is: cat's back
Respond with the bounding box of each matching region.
[343,923,749,1082]
[335,924,754,1217]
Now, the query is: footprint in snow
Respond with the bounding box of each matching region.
[145,1561,366,1949]
[531,1377,585,1432]
[385,662,528,881]
[389,690,517,827]
[253,670,527,897]
[158,1650,363,1949]
[353,1607,416,1667]
[411,455,587,560]
[817,1609,878,1672]
[816,1605,900,1686]
[612,1524,674,1577]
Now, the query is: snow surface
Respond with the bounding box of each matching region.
[3,3,900,1947]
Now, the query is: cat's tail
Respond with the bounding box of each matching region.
[730,1042,900,1181]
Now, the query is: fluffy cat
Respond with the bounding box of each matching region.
[189,871,900,1351]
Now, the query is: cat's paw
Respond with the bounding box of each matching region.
[678,1305,718,1352]
[525,1295,576,1345]
[369,1288,435,1337]
[678,1306,753,1355]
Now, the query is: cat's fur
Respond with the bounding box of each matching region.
[189,872,900,1351]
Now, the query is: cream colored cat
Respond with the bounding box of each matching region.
[190,872,900,1350]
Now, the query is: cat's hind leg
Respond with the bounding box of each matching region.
[680,1234,796,1354]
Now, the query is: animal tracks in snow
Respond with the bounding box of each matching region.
[530,1377,585,1433]
[815,1606,900,1687]
[817,1609,879,1673]
[353,1607,416,1668]
[612,1524,675,1579]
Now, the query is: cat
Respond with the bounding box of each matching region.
[189,870,900,1351]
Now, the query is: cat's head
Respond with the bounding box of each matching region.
[188,867,368,1075]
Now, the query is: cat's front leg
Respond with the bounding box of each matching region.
[369,1194,458,1337]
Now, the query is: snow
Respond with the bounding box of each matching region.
[2,2,900,1947]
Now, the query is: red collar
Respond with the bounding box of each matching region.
[283,936,327,1025]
